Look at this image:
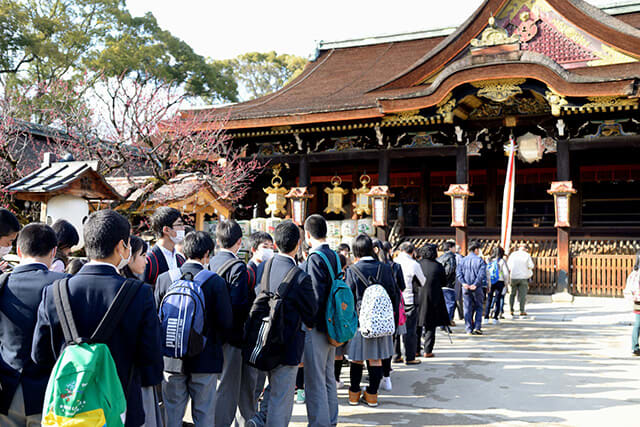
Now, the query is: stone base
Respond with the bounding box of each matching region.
[552,291,575,303]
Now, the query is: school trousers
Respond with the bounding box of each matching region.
[162,371,217,427]
[215,344,245,427]
[0,384,41,427]
[248,364,298,427]
[303,328,338,427]
[233,362,259,426]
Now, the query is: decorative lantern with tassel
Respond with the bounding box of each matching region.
[264,165,288,217]
[324,175,349,215]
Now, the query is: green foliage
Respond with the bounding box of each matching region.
[218,51,307,100]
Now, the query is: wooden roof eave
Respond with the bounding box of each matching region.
[377,57,638,113]
[375,0,640,91]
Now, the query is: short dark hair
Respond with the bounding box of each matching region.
[469,241,482,252]
[216,219,243,249]
[129,235,148,257]
[417,244,438,261]
[492,246,505,260]
[398,241,414,254]
[304,214,327,240]
[353,234,374,259]
[338,253,347,269]
[184,225,195,235]
[84,210,130,260]
[274,220,300,254]
[17,223,57,257]
[184,231,214,260]
[52,219,79,250]
[382,241,392,254]
[0,208,21,237]
[150,207,181,238]
[338,243,350,253]
[442,241,455,251]
[249,231,273,251]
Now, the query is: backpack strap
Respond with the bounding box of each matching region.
[0,272,10,295]
[349,265,371,287]
[53,278,80,344]
[192,269,216,285]
[91,279,143,343]
[259,257,275,293]
[275,265,301,298]
[216,258,244,279]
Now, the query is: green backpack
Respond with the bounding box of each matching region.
[42,277,141,427]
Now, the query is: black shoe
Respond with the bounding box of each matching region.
[633,350,640,356]
[473,329,483,335]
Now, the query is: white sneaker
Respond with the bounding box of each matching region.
[492,318,499,325]
[336,380,344,389]
[380,376,392,391]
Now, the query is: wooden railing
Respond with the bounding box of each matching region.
[571,255,636,297]
[530,256,556,295]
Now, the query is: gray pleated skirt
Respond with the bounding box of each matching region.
[335,342,348,357]
[346,330,394,361]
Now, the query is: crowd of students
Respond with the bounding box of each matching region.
[0,205,538,427]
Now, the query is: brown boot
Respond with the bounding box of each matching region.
[362,389,378,407]
[348,389,361,406]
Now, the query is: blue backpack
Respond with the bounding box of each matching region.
[488,260,500,285]
[160,269,213,359]
[312,250,357,347]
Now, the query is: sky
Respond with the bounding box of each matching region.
[126,0,617,61]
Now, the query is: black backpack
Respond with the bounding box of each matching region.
[243,257,299,371]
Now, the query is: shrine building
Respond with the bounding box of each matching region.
[184,0,640,297]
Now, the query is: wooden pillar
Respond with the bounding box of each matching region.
[419,164,430,228]
[556,140,570,181]
[195,211,206,231]
[299,155,310,187]
[378,150,390,186]
[455,145,469,254]
[555,143,574,300]
[486,156,498,228]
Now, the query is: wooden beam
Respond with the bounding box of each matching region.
[567,135,640,151]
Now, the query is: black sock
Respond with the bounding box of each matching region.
[334,359,343,382]
[296,367,304,390]
[366,362,382,395]
[349,363,363,393]
[382,357,392,377]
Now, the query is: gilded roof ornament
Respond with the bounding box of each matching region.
[544,90,568,116]
[470,16,520,48]
[471,78,526,102]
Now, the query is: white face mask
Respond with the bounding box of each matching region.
[117,245,131,270]
[0,246,11,258]
[170,229,185,245]
[257,247,274,262]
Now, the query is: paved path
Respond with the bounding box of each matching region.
[289,297,640,426]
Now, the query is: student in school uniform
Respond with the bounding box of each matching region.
[0,208,21,272]
[155,231,233,427]
[301,214,340,427]
[0,223,67,426]
[345,234,397,408]
[32,210,163,427]
[144,207,186,286]
[208,220,253,427]
[50,219,80,273]
[247,220,317,427]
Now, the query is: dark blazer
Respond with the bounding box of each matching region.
[209,251,250,348]
[0,264,67,416]
[345,259,397,315]
[301,244,339,334]
[155,261,233,374]
[417,259,451,329]
[31,264,163,427]
[247,259,258,290]
[255,255,317,366]
[143,244,186,286]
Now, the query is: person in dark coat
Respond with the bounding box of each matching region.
[416,244,451,358]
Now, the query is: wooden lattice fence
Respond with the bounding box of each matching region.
[571,255,636,297]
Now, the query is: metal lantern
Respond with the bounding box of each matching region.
[264,165,288,217]
[444,184,474,227]
[367,185,395,227]
[352,174,372,216]
[547,181,576,227]
[324,175,349,215]
[285,187,314,226]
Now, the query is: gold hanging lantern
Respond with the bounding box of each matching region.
[352,174,372,217]
[264,165,288,217]
[285,187,314,226]
[368,185,395,227]
[324,175,349,215]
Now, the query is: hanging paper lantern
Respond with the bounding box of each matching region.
[324,175,349,215]
[368,186,395,227]
[285,186,314,226]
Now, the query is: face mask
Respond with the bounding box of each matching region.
[0,246,11,258]
[170,229,185,244]
[117,246,131,270]
[257,248,274,262]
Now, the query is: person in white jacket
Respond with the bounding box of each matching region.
[507,244,535,316]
